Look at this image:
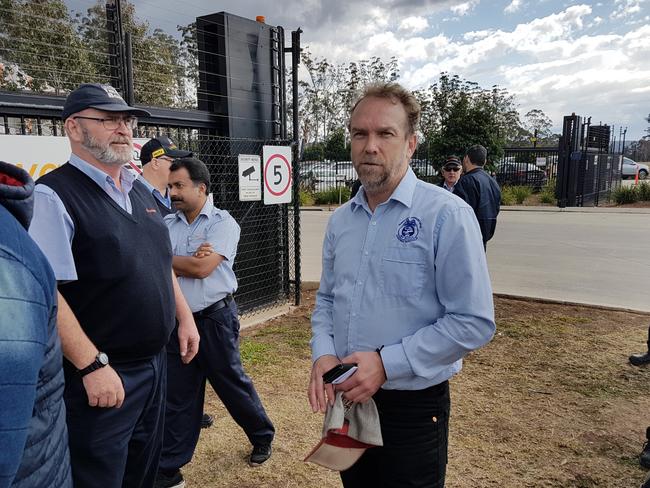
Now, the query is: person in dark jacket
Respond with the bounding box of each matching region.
[453,145,501,249]
[0,161,72,488]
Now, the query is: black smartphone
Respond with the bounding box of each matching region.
[322,363,358,384]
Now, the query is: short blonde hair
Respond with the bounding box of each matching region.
[349,83,421,136]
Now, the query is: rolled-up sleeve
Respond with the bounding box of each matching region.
[28,184,77,281]
[310,223,338,362]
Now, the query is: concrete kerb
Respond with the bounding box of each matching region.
[242,284,650,331]
[302,205,650,214]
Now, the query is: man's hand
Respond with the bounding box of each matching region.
[308,354,340,413]
[82,365,125,408]
[336,351,386,404]
[177,315,200,364]
[194,242,214,258]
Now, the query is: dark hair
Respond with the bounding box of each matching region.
[170,157,210,194]
[349,82,421,136]
[465,144,487,166]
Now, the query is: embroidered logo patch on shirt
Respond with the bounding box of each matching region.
[396,217,422,243]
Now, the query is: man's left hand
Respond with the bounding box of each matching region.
[177,316,200,364]
[336,351,386,404]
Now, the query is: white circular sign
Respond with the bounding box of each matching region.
[264,153,292,196]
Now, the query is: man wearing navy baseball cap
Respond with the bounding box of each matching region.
[28,83,200,488]
[139,136,192,216]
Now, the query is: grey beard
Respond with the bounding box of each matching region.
[81,127,132,166]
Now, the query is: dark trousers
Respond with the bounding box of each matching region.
[341,381,450,488]
[159,299,274,471]
[64,351,167,488]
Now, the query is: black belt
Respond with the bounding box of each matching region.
[195,294,233,316]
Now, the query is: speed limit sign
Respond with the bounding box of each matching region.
[263,145,292,204]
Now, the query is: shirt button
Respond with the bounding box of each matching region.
[364,251,369,255]
[372,221,377,226]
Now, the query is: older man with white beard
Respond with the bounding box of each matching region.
[28,83,200,488]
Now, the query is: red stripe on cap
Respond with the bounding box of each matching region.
[0,174,23,186]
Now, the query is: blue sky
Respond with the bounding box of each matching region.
[66,0,650,140]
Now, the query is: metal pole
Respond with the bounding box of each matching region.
[124,32,135,106]
[290,28,302,306]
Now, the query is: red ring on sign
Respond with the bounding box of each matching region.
[264,153,292,196]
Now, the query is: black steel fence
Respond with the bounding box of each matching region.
[496,147,558,191]
[556,115,622,207]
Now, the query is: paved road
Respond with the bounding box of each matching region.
[300,208,650,312]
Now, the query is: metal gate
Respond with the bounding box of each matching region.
[556,114,622,207]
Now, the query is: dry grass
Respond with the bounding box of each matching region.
[184,292,650,488]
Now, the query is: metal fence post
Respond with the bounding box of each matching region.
[289,28,302,306]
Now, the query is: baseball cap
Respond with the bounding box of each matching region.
[62,83,151,120]
[140,136,193,165]
[304,392,383,471]
[443,156,462,169]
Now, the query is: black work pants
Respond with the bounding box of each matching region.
[64,351,167,488]
[159,299,274,471]
[341,381,450,488]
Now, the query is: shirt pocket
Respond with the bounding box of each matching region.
[187,234,208,255]
[380,246,428,299]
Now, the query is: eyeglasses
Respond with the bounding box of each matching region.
[72,115,138,130]
[443,166,461,172]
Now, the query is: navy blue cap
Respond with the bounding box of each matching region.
[140,136,192,165]
[62,83,151,120]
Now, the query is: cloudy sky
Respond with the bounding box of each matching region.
[68,0,650,139]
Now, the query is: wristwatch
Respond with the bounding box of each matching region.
[78,352,109,377]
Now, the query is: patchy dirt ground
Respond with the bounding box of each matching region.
[185,291,650,488]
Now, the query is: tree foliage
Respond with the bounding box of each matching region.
[0,0,94,94]
[414,73,520,167]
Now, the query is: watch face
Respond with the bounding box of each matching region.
[97,352,109,365]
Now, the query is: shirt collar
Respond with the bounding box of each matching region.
[350,167,417,213]
[138,174,170,203]
[443,181,456,191]
[69,153,136,193]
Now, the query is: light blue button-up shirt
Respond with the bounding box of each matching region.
[138,174,172,210]
[311,168,495,391]
[164,197,240,313]
[28,154,136,281]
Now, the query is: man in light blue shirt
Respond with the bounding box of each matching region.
[157,157,274,488]
[308,83,495,488]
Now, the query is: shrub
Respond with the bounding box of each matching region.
[611,185,638,205]
[501,187,516,205]
[636,182,650,201]
[510,185,532,204]
[314,186,351,205]
[539,190,555,205]
[299,190,315,206]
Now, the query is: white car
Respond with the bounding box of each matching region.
[622,157,649,180]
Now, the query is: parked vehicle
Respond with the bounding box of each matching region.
[622,157,649,180]
[495,162,548,190]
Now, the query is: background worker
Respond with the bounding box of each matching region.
[453,144,501,249]
[156,157,274,488]
[438,155,463,192]
[139,136,192,216]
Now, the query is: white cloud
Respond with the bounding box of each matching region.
[611,0,649,19]
[399,16,429,33]
[450,0,479,16]
[505,0,523,14]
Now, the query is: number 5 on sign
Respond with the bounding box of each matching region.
[263,145,292,205]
